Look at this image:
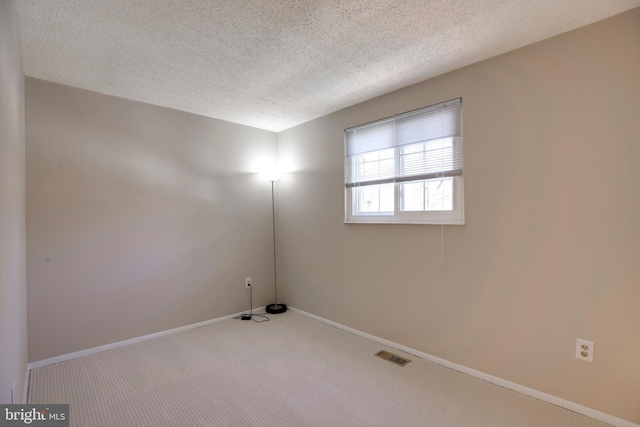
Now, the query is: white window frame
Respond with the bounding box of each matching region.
[344,99,464,224]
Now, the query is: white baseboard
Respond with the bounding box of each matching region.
[27,307,266,371]
[289,307,638,427]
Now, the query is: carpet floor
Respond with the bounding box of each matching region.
[28,310,609,426]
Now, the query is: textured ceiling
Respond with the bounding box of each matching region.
[16,0,640,132]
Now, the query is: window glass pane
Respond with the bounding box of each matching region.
[355,184,394,213]
[402,144,423,154]
[380,184,394,211]
[379,149,394,160]
[357,148,395,181]
[426,178,453,210]
[401,181,425,211]
[401,177,453,211]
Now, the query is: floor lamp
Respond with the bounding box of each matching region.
[265,174,286,314]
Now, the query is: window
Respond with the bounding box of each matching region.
[345,98,463,224]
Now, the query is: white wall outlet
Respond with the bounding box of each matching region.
[245,277,252,289]
[576,338,594,363]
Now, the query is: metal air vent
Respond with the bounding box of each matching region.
[375,350,411,367]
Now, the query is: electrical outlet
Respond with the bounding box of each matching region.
[576,338,594,363]
[245,277,252,289]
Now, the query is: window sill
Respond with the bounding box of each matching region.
[344,220,465,225]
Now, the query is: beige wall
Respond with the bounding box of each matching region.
[0,0,28,405]
[276,9,640,424]
[26,79,278,362]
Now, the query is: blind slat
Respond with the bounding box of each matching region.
[345,98,462,187]
[346,98,461,156]
[345,137,463,184]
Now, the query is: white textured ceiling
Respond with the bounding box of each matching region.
[16,0,640,132]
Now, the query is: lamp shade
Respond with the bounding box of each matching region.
[264,169,281,182]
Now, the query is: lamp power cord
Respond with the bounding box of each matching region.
[235,284,269,323]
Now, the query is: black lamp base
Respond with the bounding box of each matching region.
[266,303,287,314]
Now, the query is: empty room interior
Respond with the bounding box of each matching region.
[2,0,640,426]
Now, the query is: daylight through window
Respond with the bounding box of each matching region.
[345,98,463,224]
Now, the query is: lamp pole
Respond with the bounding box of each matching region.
[266,178,286,314]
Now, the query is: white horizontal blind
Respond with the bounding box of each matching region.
[345,98,462,188]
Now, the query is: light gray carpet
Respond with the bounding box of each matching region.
[28,311,609,426]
